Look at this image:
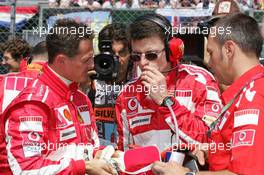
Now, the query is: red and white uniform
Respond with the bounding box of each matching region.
[208,65,264,174]
[0,62,44,114]
[0,62,44,174]
[0,64,99,175]
[116,64,222,151]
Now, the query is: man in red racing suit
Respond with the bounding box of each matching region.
[0,62,45,114]
[0,63,99,174]
[0,40,48,114]
[116,64,222,152]
[115,14,222,154]
[208,65,264,174]
[0,19,116,175]
[0,42,47,174]
[151,14,264,175]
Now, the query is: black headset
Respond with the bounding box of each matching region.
[134,13,184,63]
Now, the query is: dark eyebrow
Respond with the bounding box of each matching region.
[131,51,141,54]
[145,50,160,53]
[3,56,10,60]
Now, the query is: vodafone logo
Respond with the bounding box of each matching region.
[239,131,247,141]
[212,104,220,112]
[28,131,40,142]
[128,98,138,111]
[127,97,154,114]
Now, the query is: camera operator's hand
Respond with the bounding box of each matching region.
[140,65,169,105]
[85,159,117,175]
[152,161,190,175]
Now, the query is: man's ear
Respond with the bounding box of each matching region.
[223,40,235,60]
[54,54,67,66]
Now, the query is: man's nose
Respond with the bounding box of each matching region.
[1,60,7,65]
[89,60,94,69]
[139,54,149,67]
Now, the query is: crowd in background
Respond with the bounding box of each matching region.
[48,0,263,10]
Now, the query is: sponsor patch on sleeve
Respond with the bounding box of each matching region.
[204,101,221,116]
[206,86,220,102]
[232,129,255,148]
[55,105,73,128]
[234,109,259,128]
[77,105,91,125]
[59,126,77,141]
[21,131,43,158]
[19,116,43,132]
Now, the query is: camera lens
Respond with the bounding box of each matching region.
[94,53,114,76]
[99,60,111,69]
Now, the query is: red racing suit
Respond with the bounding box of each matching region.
[0,64,99,174]
[116,64,222,151]
[208,64,264,174]
[0,62,44,174]
[0,62,45,114]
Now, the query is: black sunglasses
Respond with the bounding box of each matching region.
[130,49,165,62]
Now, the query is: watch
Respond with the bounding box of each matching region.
[161,96,175,107]
[185,172,196,175]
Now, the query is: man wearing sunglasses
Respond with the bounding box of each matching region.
[115,13,222,156]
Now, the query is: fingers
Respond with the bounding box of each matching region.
[140,74,153,85]
[192,144,208,166]
[112,150,122,158]
[140,69,165,86]
[104,160,118,175]
[102,163,116,175]
[193,150,205,165]
[141,69,156,79]
[87,70,96,76]
[100,172,112,175]
[197,150,206,165]
[151,161,167,175]
[141,81,150,89]
[86,159,117,175]
[143,65,163,76]
[94,150,102,159]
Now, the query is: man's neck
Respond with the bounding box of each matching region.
[48,64,72,86]
[233,55,260,82]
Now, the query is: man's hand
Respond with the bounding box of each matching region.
[94,150,123,159]
[192,144,209,166]
[85,159,117,175]
[140,65,168,105]
[152,161,190,175]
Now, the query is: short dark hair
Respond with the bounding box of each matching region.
[98,23,130,52]
[213,13,263,57]
[32,41,47,57]
[3,38,31,61]
[46,19,94,64]
[130,13,170,42]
